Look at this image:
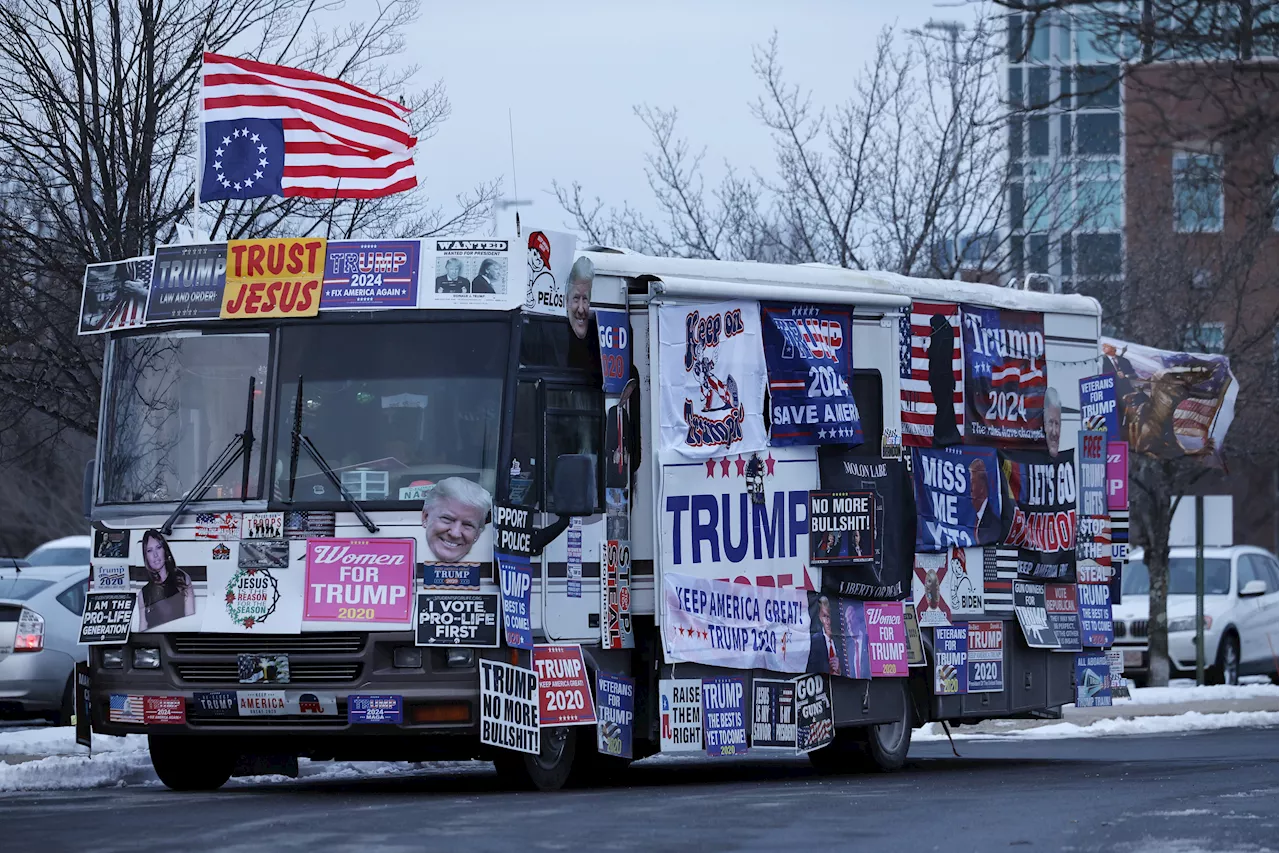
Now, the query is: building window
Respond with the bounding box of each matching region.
[1075,11,1133,62]
[1029,116,1050,156]
[1008,68,1023,108]
[1076,113,1120,155]
[1173,151,1224,233]
[1075,65,1120,108]
[1028,67,1051,110]
[1007,14,1024,62]
[1183,323,1225,354]
[1009,120,1023,159]
[1028,234,1050,273]
[1076,233,1122,276]
[1023,162,1054,232]
[1029,17,1051,62]
[1075,160,1123,231]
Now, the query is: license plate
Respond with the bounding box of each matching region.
[1122,649,1143,668]
[237,653,290,684]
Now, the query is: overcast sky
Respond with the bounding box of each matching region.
[406,0,986,237]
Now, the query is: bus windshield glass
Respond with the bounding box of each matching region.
[101,332,269,504]
[272,320,507,503]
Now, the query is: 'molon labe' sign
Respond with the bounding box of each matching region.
[221,238,325,318]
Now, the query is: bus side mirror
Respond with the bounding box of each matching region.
[548,454,596,517]
[82,459,95,520]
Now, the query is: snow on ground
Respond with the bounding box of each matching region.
[1118,684,1278,705]
[0,690,1275,792]
[914,710,1278,742]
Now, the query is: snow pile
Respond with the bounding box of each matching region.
[914,709,1277,742]
[1119,683,1278,706]
[0,727,144,758]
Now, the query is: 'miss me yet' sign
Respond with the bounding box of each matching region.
[661,447,819,588]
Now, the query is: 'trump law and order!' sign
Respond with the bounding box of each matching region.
[303,538,414,627]
[661,445,819,589]
[663,573,810,672]
[222,238,325,318]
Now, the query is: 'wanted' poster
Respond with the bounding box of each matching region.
[427,239,511,307]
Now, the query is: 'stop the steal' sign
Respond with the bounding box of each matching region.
[760,303,862,447]
[222,238,325,318]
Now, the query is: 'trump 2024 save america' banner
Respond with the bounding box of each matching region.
[761,302,862,447]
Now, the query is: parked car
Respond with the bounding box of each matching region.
[25,535,92,568]
[0,564,90,724]
[1112,546,1280,686]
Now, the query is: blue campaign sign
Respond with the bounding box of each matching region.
[1079,374,1120,442]
[596,672,635,759]
[348,694,404,724]
[498,552,534,649]
[320,240,420,308]
[1075,653,1112,707]
[596,309,632,394]
[1078,582,1114,647]
[761,303,863,446]
[421,563,481,589]
[912,445,1003,551]
[701,676,748,756]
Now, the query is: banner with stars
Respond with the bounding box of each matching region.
[761,302,863,447]
[202,119,285,201]
[662,572,811,672]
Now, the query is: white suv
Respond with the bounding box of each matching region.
[1111,546,1279,686]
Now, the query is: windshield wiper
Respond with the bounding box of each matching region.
[284,374,378,534]
[161,376,256,535]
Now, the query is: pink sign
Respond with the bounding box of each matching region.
[1106,441,1128,510]
[864,601,908,678]
[304,538,415,624]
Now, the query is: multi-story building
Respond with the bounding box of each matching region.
[1003,5,1278,548]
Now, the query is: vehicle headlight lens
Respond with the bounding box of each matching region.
[392,647,422,668]
[1168,616,1210,633]
[101,649,124,668]
[132,647,161,669]
[446,648,474,668]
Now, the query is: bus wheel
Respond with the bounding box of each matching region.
[149,735,235,791]
[861,684,913,772]
[493,725,577,791]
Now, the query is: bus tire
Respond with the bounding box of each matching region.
[493,725,577,791]
[861,691,912,773]
[148,735,235,791]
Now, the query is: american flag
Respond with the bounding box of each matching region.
[200,52,416,201]
[985,546,1016,614]
[109,693,145,724]
[798,717,834,751]
[899,301,964,446]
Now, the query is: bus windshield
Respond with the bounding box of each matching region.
[101,331,268,504]
[272,319,507,503]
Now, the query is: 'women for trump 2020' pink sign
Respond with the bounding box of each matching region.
[304,538,415,624]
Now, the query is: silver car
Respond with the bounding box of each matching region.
[0,565,90,724]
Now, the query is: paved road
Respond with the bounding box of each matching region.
[0,727,1275,853]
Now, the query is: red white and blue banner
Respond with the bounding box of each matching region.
[319,240,420,308]
[961,306,1047,444]
[659,301,767,458]
[761,303,862,447]
[596,309,632,395]
[898,301,964,447]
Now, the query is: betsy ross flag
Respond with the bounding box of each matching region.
[199,52,416,201]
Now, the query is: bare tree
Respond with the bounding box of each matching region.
[557,20,1093,281]
[0,0,498,545]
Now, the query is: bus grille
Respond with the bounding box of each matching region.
[173,662,362,684]
[169,634,365,654]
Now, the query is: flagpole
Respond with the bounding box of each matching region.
[192,46,206,241]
